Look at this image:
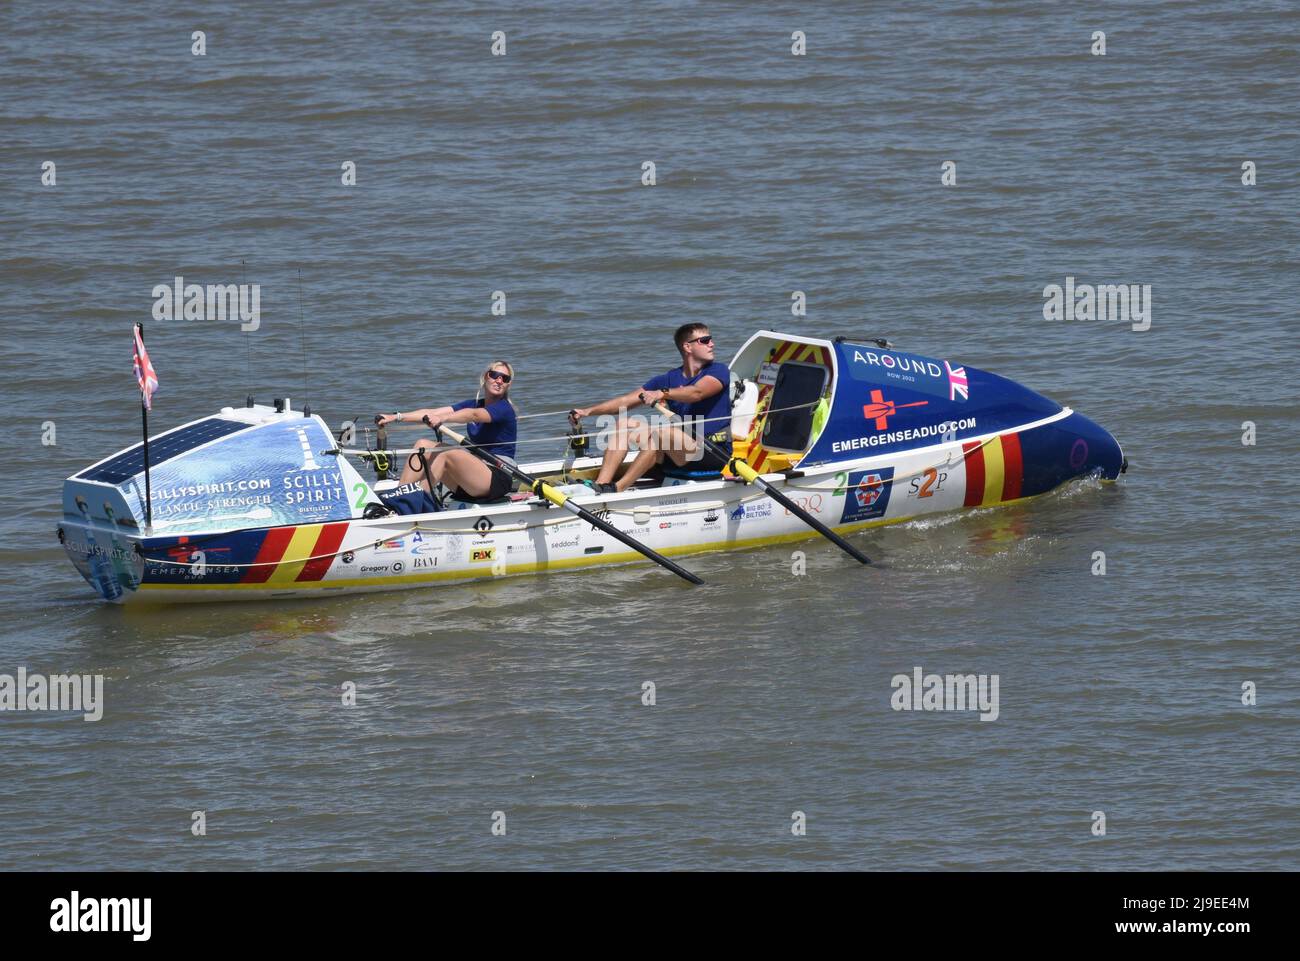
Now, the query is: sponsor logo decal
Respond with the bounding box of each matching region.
[908,468,948,498]
[474,516,494,534]
[341,551,354,564]
[729,501,774,522]
[863,389,929,431]
[412,556,438,569]
[470,547,496,563]
[374,537,406,554]
[840,468,895,523]
[549,537,580,549]
[831,417,978,455]
[783,494,823,515]
[847,347,963,399]
[658,521,688,530]
[1069,438,1089,470]
[359,564,390,573]
[391,561,404,573]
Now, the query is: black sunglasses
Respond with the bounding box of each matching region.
[686,335,714,346]
[486,370,512,383]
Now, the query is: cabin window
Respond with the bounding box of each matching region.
[762,362,830,452]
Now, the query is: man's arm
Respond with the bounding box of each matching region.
[660,375,724,406]
[570,387,651,422]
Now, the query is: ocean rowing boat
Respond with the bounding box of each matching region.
[59,331,1125,603]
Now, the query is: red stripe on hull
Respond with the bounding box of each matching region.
[963,441,985,507]
[241,527,297,583]
[296,522,350,582]
[1000,433,1023,501]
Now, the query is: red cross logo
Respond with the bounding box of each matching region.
[862,389,928,430]
[855,474,884,507]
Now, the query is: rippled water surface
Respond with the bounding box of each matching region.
[1,1,1296,870]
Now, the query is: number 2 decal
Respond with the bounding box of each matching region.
[353,482,369,510]
[917,468,938,498]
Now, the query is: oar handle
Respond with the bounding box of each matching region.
[421,416,703,585]
[424,415,464,446]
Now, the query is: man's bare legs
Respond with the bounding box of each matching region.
[596,417,702,492]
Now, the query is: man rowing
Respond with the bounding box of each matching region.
[376,359,518,503]
[568,324,732,494]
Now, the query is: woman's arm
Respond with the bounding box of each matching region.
[437,406,492,425]
[376,406,455,427]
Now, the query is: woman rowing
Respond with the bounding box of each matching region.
[377,360,518,503]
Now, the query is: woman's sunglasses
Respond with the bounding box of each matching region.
[486,370,512,383]
[687,335,714,346]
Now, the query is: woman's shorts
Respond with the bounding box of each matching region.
[451,462,514,503]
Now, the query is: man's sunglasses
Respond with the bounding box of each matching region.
[486,370,512,383]
[686,335,714,346]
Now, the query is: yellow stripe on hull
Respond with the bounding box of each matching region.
[265,523,323,583]
[981,435,1005,506]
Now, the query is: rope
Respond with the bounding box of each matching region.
[777,434,997,492]
[341,397,821,455]
[139,496,739,571]
[142,435,995,571]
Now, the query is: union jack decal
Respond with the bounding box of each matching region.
[945,361,968,402]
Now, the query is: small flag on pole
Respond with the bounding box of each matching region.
[133,323,158,410]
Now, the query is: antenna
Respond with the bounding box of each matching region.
[241,258,251,387]
[296,267,309,411]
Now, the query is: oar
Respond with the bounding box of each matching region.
[411,415,704,586]
[646,399,872,565]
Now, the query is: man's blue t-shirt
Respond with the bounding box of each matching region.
[643,362,732,450]
[451,398,517,461]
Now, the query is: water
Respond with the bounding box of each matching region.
[1,1,1297,870]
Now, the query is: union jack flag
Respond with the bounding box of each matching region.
[945,360,968,402]
[133,324,158,410]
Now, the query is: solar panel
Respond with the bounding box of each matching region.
[77,417,252,484]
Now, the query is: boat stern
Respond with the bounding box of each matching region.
[58,484,146,602]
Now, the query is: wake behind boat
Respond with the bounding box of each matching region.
[58,330,1125,603]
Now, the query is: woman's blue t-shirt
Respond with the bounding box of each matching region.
[451,398,517,460]
[643,362,732,450]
